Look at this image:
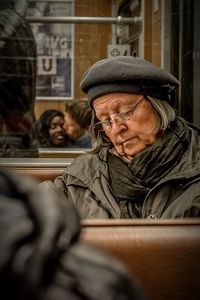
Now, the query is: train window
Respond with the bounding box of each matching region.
[0,0,199,162]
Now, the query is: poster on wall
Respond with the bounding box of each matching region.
[27,0,74,100]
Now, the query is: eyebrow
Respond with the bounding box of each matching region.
[96,103,120,116]
[95,110,109,120]
[95,98,138,119]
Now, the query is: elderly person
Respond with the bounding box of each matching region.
[41,56,200,219]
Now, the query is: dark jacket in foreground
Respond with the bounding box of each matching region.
[0,169,146,300]
[42,117,200,219]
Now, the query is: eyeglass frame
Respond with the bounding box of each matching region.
[94,95,145,132]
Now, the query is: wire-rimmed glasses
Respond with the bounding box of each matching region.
[94,96,144,132]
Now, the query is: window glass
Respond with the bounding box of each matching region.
[0,0,199,160]
[26,0,74,100]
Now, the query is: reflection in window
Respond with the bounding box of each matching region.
[0,0,38,157]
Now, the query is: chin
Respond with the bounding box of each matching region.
[124,145,149,157]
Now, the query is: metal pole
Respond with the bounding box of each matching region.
[27,16,142,24]
[27,0,72,2]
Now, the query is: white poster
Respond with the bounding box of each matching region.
[107,44,131,58]
[27,0,74,99]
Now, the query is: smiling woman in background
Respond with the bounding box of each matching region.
[36,109,69,148]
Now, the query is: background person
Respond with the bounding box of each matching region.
[41,56,200,219]
[36,109,69,147]
[0,0,38,157]
[64,100,92,148]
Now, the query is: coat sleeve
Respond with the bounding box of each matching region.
[40,176,111,219]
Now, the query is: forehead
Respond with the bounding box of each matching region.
[93,93,140,112]
[64,112,77,125]
[51,115,63,124]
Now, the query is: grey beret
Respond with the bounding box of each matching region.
[80,56,179,107]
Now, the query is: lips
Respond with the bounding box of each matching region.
[56,135,64,140]
[117,137,135,145]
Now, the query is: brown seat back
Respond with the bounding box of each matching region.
[0,158,72,182]
[81,219,200,300]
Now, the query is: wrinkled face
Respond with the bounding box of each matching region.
[49,115,66,146]
[93,93,161,159]
[64,112,85,140]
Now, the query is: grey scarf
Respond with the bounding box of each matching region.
[108,117,190,217]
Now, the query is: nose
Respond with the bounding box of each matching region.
[56,125,64,132]
[110,119,127,134]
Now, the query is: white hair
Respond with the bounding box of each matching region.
[146,96,176,131]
